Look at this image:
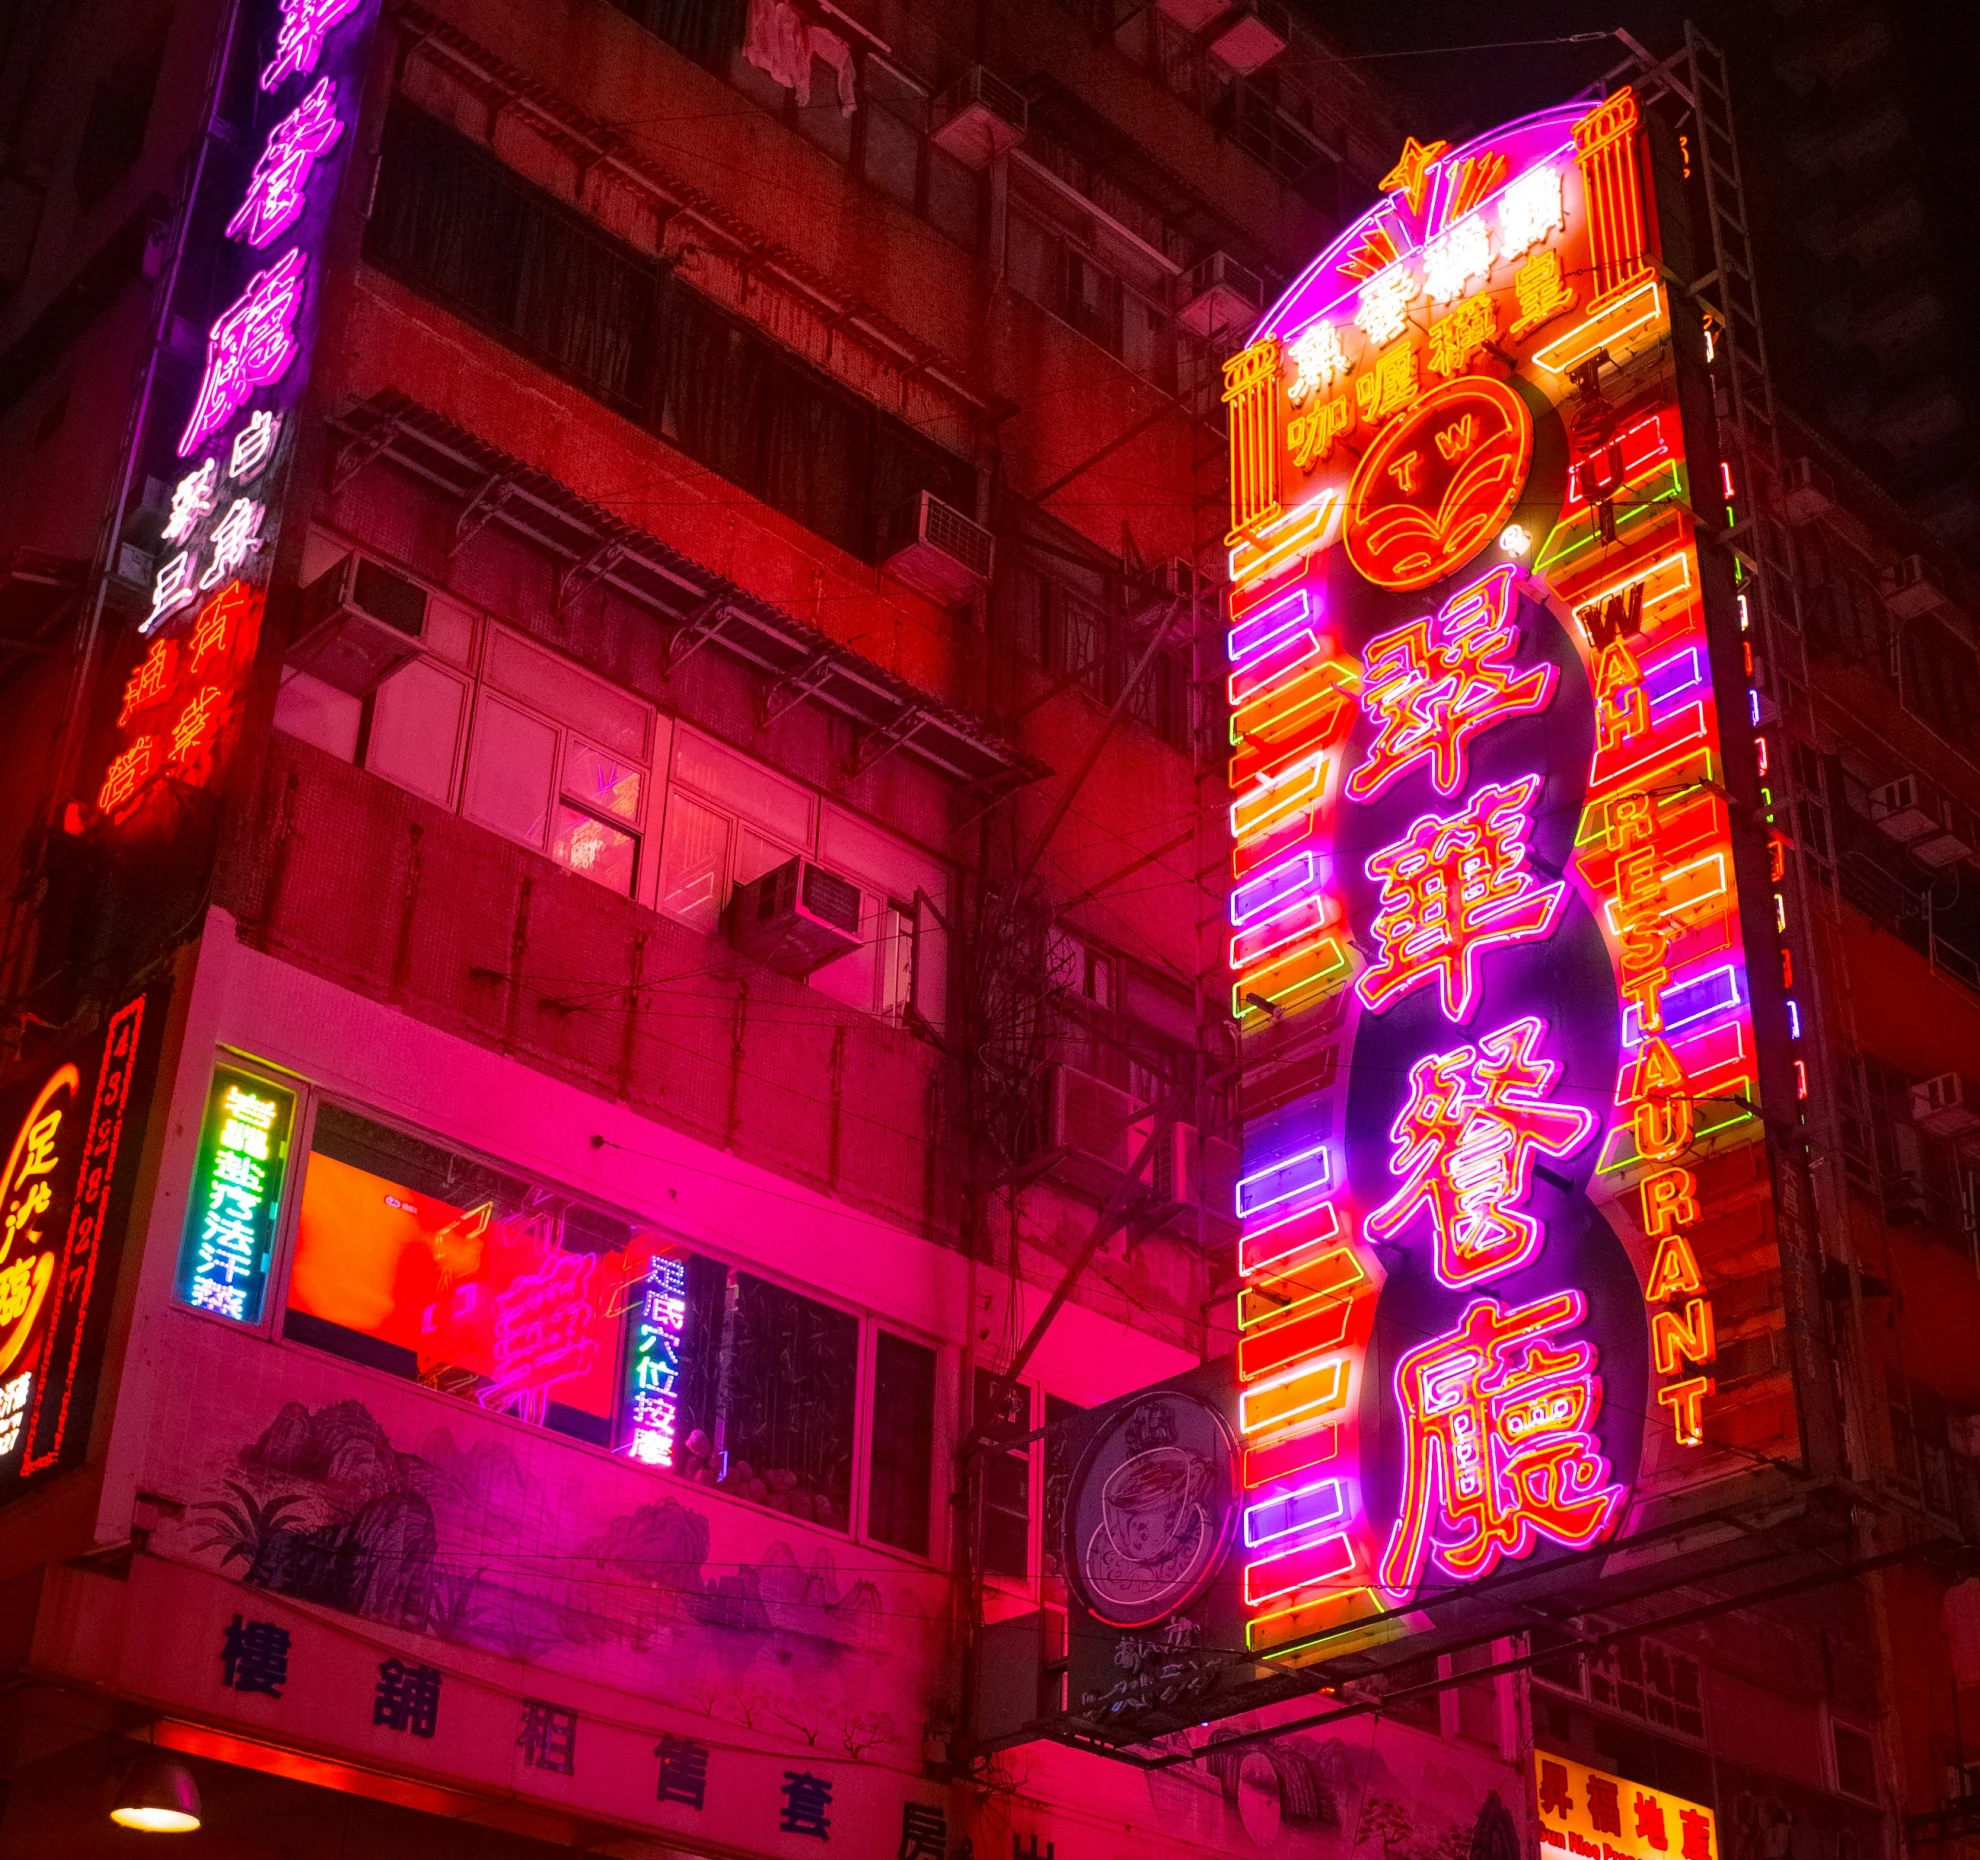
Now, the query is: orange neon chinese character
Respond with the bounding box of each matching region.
[1355,339,1421,424]
[189,578,253,674]
[1346,565,1556,802]
[1366,1014,1599,1287]
[118,639,177,727]
[1291,391,1356,470]
[1510,246,1578,337]
[1378,1288,1626,1603]
[170,685,225,767]
[97,737,158,815]
[1427,291,1498,378]
[1358,776,1567,1024]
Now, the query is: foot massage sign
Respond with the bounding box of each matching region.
[1218,91,1805,1673]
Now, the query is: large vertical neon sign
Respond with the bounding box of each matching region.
[1225,89,1785,1664]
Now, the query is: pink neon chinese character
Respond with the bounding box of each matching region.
[177,248,307,458]
[1366,1015,1598,1286]
[226,77,343,248]
[1358,775,1566,1023]
[148,550,200,631]
[1345,565,1557,804]
[199,497,266,589]
[482,1251,599,1419]
[260,0,362,91]
[1379,1288,1625,1603]
[162,458,219,546]
[229,410,282,482]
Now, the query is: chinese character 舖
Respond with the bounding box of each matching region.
[518,1699,577,1774]
[1498,162,1566,261]
[260,0,363,91]
[226,77,343,248]
[1366,1014,1599,1286]
[1356,264,1420,347]
[1357,775,1567,1023]
[655,1733,709,1810]
[200,498,266,590]
[221,1612,290,1696]
[1346,564,1556,803]
[162,459,219,546]
[899,1802,947,1860]
[1421,215,1492,303]
[178,249,307,458]
[373,1658,441,1737]
[781,1771,833,1840]
[1378,1289,1626,1602]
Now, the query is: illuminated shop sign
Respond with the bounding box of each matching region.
[1217,85,1790,1673]
[0,992,164,1498]
[623,1253,689,1467]
[1536,1754,1717,1860]
[88,0,382,827]
[176,1067,296,1326]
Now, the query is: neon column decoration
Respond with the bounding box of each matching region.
[1571,89,1652,309]
[176,1067,295,1325]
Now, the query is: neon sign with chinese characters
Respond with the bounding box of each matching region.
[623,1253,689,1468]
[176,1067,295,1326]
[1224,87,1792,1670]
[86,0,381,828]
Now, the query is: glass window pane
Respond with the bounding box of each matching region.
[926,144,979,248]
[676,1268,858,1531]
[795,59,854,163]
[552,804,638,895]
[285,1103,633,1444]
[867,1331,935,1556]
[366,658,466,806]
[657,792,730,932]
[974,1368,1031,1581]
[462,693,556,848]
[863,104,920,209]
[564,739,643,823]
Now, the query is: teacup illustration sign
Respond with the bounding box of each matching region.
[1065,1391,1238,1629]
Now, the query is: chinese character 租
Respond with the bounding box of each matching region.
[226,76,344,248]
[1346,564,1555,804]
[1365,1014,1598,1286]
[1538,1759,1574,1818]
[1357,775,1567,1024]
[260,0,363,90]
[1587,1776,1623,1836]
[221,1613,290,1696]
[373,1657,441,1737]
[518,1699,577,1774]
[781,1771,833,1841]
[1421,214,1492,303]
[655,1733,709,1810]
[178,249,308,457]
[162,458,219,547]
[1378,1289,1626,1604]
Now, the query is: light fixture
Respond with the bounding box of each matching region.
[110,1757,202,1833]
[1498,522,1533,558]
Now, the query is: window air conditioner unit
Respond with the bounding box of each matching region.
[1781,457,1835,525]
[882,492,995,606]
[1869,773,1936,844]
[1912,1073,1980,1141]
[1913,796,1975,870]
[289,553,428,694]
[1177,251,1263,340]
[1143,1121,1241,1237]
[1034,1063,1139,1202]
[1208,1,1292,75]
[1881,552,1947,619]
[729,856,863,976]
[930,66,1026,170]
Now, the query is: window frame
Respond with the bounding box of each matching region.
[174,1067,951,1568]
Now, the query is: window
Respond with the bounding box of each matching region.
[869,1330,937,1556]
[1832,1719,1879,1801]
[1586,1636,1705,1739]
[367,106,975,564]
[975,1368,1033,1582]
[274,1099,937,1550]
[1005,206,1175,391]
